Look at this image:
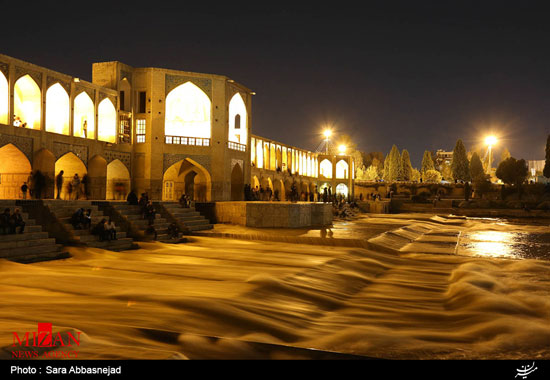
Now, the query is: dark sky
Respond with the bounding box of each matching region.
[2,1,549,167]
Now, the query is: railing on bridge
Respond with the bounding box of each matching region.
[227,141,246,152]
[165,136,210,146]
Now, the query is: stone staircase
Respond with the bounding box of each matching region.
[0,200,68,263]
[108,203,176,242]
[157,202,213,233]
[42,200,135,251]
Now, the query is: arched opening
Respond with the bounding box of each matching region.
[0,71,8,125]
[301,182,310,201]
[336,183,349,198]
[273,179,284,201]
[98,98,117,143]
[270,144,276,170]
[34,149,55,199]
[14,75,41,130]
[54,153,87,200]
[88,155,107,200]
[284,179,292,201]
[45,83,70,135]
[73,92,95,139]
[263,142,269,169]
[106,159,130,200]
[0,144,32,199]
[230,163,244,201]
[162,158,212,202]
[252,176,260,189]
[165,82,211,138]
[320,159,333,179]
[282,147,288,171]
[255,140,263,169]
[119,78,132,112]
[228,93,247,145]
[336,159,349,179]
[276,147,282,170]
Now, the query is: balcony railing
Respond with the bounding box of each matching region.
[228,141,246,152]
[165,136,210,146]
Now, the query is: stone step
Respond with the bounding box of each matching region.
[70,226,123,235]
[77,232,127,243]
[123,213,163,220]
[0,231,49,242]
[178,219,211,227]
[0,237,57,250]
[86,238,134,251]
[0,243,64,260]
[188,224,213,231]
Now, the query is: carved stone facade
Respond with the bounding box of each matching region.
[165,74,212,99]
[53,142,88,165]
[163,153,211,174]
[0,135,33,163]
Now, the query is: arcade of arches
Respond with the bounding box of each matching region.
[163,159,212,202]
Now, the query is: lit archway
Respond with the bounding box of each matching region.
[165,82,211,138]
[230,163,244,201]
[228,93,247,145]
[273,179,284,201]
[0,71,8,124]
[256,140,263,169]
[45,83,70,135]
[336,183,349,197]
[320,159,333,179]
[270,144,276,170]
[74,92,95,139]
[252,176,260,189]
[54,152,87,200]
[0,144,31,199]
[14,75,41,130]
[98,98,116,143]
[163,158,212,201]
[336,159,349,179]
[107,159,130,200]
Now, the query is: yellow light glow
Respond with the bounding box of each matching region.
[228,93,247,145]
[485,135,498,146]
[73,92,95,139]
[336,159,349,179]
[165,82,211,139]
[0,72,8,125]
[338,144,347,154]
[323,129,332,138]
[320,159,333,179]
[14,75,41,130]
[98,98,117,143]
[46,83,70,136]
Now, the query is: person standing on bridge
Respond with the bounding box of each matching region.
[56,170,64,200]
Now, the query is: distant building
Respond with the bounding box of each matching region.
[435,149,453,168]
[527,160,545,181]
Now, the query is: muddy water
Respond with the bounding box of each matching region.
[0,217,549,359]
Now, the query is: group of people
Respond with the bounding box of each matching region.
[0,208,25,235]
[70,208,93,230]
[13,115,28,128]
[19,171,47,200]
[56,171,88,200]
[91,218,117,242]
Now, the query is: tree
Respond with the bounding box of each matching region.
[421,150,435,174]
[469,152,485,182]
[401,149,413,181]
[500,147,511,164]
[388,145,402,182]
[383,154,390,182]
[411,168,421,182]
[440,162,453,181]
[451,139,470,182]
[496,157,529,187]
[424,169,442,183]
[364,165,379,181]
[544,135,550,178]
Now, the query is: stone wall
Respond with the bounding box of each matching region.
[212,202,332,228]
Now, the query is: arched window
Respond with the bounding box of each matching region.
[320,159,333,179]
[73,92,95,139]
[256,140,263,169]
[336,160,349,179]
[165,82,211,138]
[228,93,247,144]
[336,183,349,197]
[46,83,70,135]
[14,75,41,130]
[98,98,117,143]
[0,71,8,125]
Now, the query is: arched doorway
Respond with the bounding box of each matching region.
[273,179,284,201]
[0,71,8,125]
[165,82,211,139]
[54,153,87,200]
[106,160,130,200]
[230,163,244,201]
[73,92,95,139]
[88,155,107,200]
[0,144,31,199]
[163,159,212,202]
[45,83,70,135]
[34,149,55,199]
[14,75,41,130]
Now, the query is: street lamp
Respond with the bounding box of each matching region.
[485,135,498,174]
[323,129,332,154]
[338,144,347,155]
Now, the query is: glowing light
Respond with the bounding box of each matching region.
[98,98,117,143]
[320,159,333,178]
[336,159,349,179]
[336,183,349,197]
[14,75,41,130]
[485,135,498,146]
[323,129,332,138]
[73,92,95,139]
[338,144,347,154]
[45,83,70,135]
[0,71,8,125]
[460,231,516,259]
[165,82,211,139]
[228,93,247,145]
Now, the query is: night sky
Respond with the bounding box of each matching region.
[2,1,549,167]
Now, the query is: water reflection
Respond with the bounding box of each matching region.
[459,231,550,260]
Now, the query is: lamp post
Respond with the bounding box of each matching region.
[485,135,498,174]
[323,129,332,154]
